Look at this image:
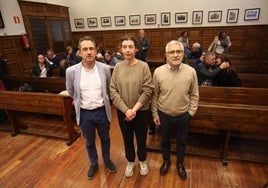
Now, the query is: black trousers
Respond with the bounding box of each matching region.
[158,110,191,164]
[117,109,149,162]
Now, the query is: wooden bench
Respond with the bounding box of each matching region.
[147,86,268,165]
[239,73,268,88]
[3,76,66,93]
[150,58,268,74]
[0,91,80,146]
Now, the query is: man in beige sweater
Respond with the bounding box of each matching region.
[151,40,199,180]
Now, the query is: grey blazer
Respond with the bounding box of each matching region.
[66,61,112,125]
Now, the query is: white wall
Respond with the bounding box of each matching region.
[68,0,268,31]
[0,0,67,36]
[0,0,267,36]
[0,0,26,36]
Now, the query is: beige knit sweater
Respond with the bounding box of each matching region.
[110,60,154,113]
[151,63,199,118]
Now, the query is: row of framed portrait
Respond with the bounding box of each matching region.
[74,8,261,28]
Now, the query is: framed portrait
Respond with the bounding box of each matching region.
[101,17,111,27]
[227,9,239,23]
[145,14,156,25]
[115,16,125,26]
[244,8,260,21]
[192,11,203,24]
[0,11,4,28]
[129,15,140,25]
[74,18,84,28]
[161,12,171,26]
[87,18,97,27]
[208,11,222,22]
[175,12,187,23]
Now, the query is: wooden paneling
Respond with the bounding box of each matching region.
[72,25,268,62]
[19,3,45,16]
[19,1,68,18]
[0,36,33,76]
[2,25,267,76]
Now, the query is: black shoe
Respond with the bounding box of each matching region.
[105,160,117,173]
[87,164,98,180]
[177,163,187,180]
[160,161,170,176]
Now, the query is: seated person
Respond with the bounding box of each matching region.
[103,50,118,66]
[213,55,241,87]
[0,54,8,82]
[63,45,82,66]
[190,43,203,59]
[58,59,69,78]
[196,52,229,86]
[113,46,124,61]
[193,51,205,70]
[208,30,231,54]
[45,49,61,68]
[96,43,105,61]
[31,54,53,77]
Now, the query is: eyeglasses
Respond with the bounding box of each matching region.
[166,50,184,55]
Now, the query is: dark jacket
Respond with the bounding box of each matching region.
[31,62,52,77]
[64,53,82,66]
[136,38,149,61]
[196,62,221,85]
[213,68,241,87]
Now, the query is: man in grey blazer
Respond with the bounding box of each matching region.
[66,36,116,180]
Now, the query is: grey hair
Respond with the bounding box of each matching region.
[192,42,201,48]
[204,51,215,61]
[165,40,184,53]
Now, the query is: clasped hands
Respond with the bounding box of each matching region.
[124,109,136,121]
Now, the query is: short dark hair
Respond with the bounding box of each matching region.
[181,31,187,37]
[47,49,54,54]
[78,36,96,50]
[120,36,138,48]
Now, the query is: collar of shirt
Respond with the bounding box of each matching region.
[82,62,96,72]
[167,62,183,71]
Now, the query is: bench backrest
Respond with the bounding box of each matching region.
[0,91,72,115]
[199,86,268,106]
[239,74,268,88]
[4,76,66,93]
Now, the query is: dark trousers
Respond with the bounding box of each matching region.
[117,110,149,162]
[80,107,110,166]
[158,110,191,164]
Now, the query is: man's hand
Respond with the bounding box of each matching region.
[153,117,161,126]
[220,62,230,69]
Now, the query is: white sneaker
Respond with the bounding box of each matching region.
[139,161,148,176]
[125,162,135,177]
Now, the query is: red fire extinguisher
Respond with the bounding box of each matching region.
[21,34,30,50]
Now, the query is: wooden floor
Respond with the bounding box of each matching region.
[0,106,267,188]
